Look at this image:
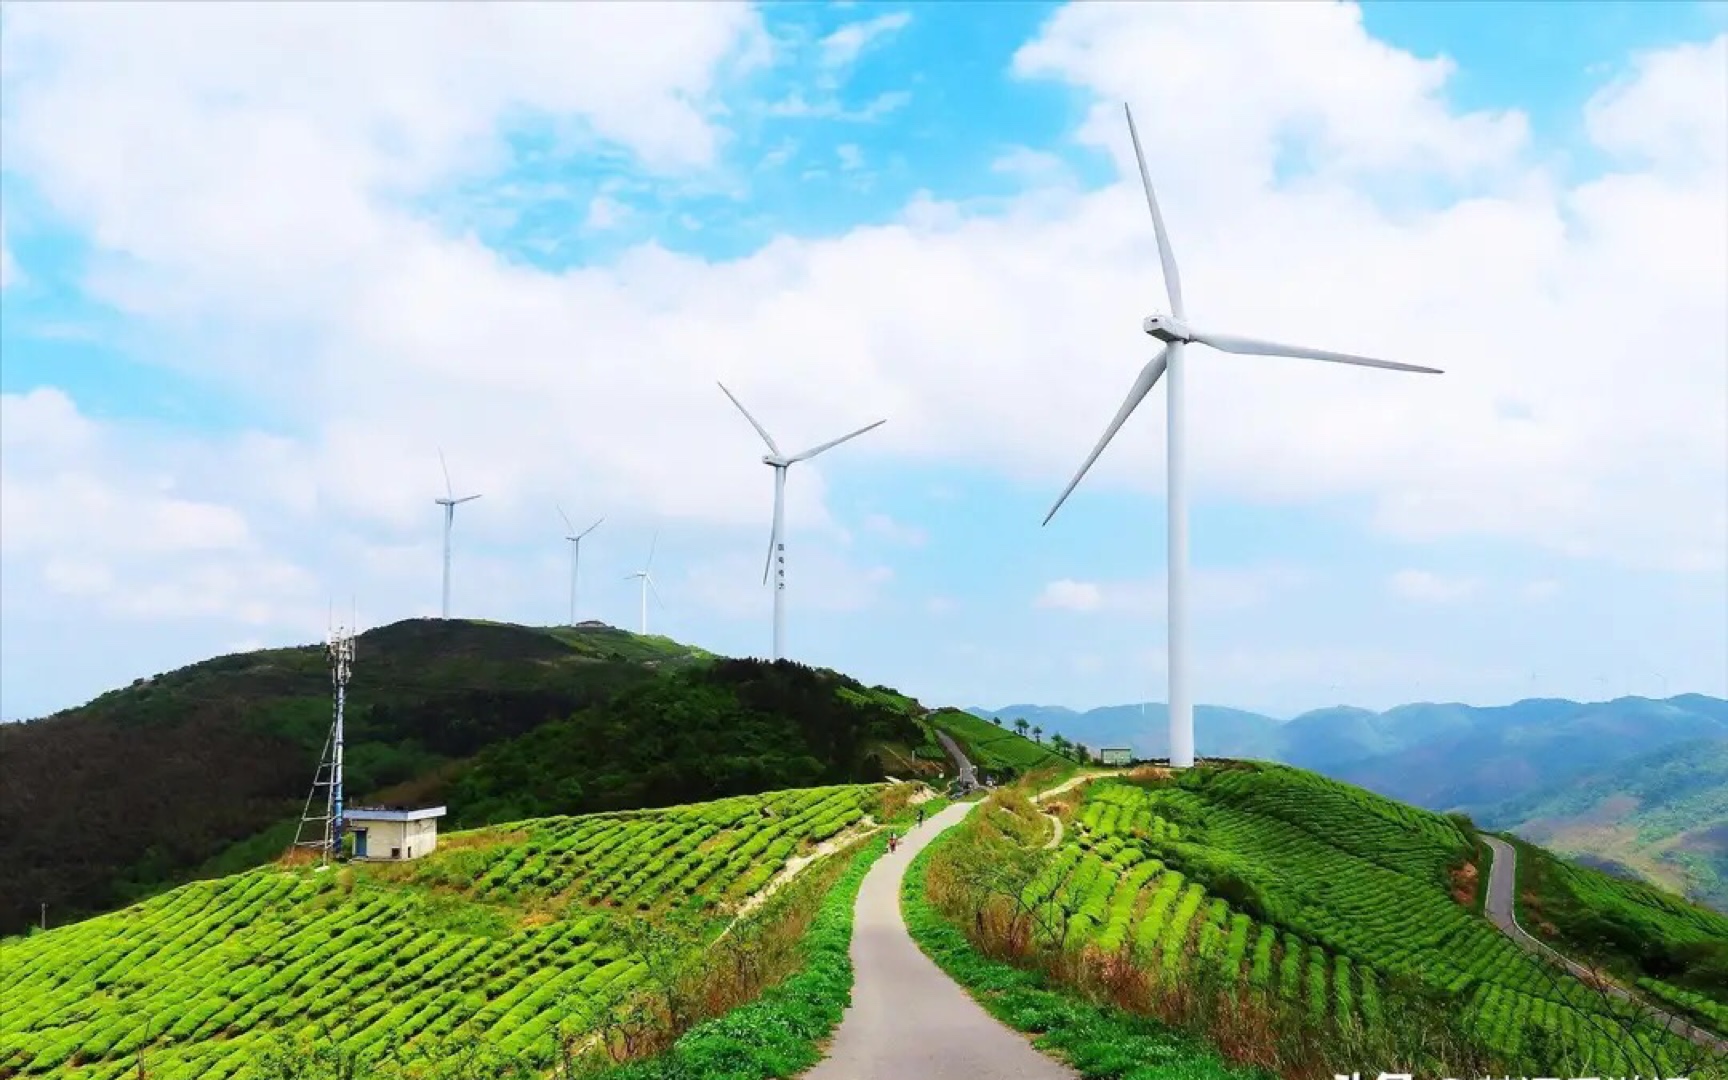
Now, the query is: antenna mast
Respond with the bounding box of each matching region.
[292,613,357,866]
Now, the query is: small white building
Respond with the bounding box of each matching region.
[346,806,447,861]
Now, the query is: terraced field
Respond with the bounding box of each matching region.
[999,765,1706,1075]
[0,784,884,1080]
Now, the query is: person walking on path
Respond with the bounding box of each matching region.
[917,807,925,827]
[887,832,899,854]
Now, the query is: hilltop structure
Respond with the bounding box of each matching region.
[345,805,446,861]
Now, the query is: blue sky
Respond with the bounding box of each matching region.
[2,1,1724,722]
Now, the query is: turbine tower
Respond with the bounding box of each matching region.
[624,532,663,635]
[1042,103,1442,769]
[557,505,603,626]
[434,449,481,619]
[717,382,885,661]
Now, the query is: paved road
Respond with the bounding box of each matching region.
[1481,835,1728,1055]
[934,730,977,790]
[802,800,1078,1080]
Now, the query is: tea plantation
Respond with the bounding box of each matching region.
[0,784,885,1080]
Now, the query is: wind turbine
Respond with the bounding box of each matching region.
[557,505,603,627]
[1042,103,1443,769]
[624,531,664,636]
[717,382,885,661]
[434,449,481,619]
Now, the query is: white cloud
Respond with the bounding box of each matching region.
[0,209,15,288]
[836,143,865,172]
[1387,569,1480,604]
[1036,565,1308,615]
[584,194,631,231]
[766,89,910,122]
[925,596,956,615]
[1,7,1724,713]
[819,12,911,68]
[1036,579,1104,611]
[1586,35,1727,172]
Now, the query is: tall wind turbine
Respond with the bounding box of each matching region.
[434,449,481,620]
[1042,103,1442,769]
[717,382,885,661]
[557,505,603,626]
[624,531,663,636]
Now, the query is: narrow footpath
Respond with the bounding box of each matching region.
[1481,835,1727,1055]
[801,799,1078,1080]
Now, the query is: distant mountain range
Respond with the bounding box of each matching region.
[967,694,1728,911]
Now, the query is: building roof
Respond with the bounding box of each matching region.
[346,805,447,823]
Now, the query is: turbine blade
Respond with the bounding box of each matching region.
[556,503,574,533]
[438,447,453,499]
[762,523,777,586]
[648,576,666,609]
[646,530,658,571]
[1042,347,1169,527]
[1191,330,1442,374]
[455,494,482,505]
[1124,103,1184,320]
[789,419,886,463]
[717,382,782,456]
[577,517,604,540]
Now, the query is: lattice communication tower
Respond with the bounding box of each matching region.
[292,617,356,865]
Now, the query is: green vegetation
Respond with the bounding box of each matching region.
[0,621,922,936]
[448,658,922,823]
[904,832,1268,1080]
[1482,737,1728,911]
[925,707,1069,779]
[1504,832,1728,1013]
[919,763,1718,1078]
[576,835,883,1080]
[0,785,891,1079]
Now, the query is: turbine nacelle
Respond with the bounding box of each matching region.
[763,455,791,469]
[1142,314,1194,344]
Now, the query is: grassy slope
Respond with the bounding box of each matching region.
[922,762,1711,1076]
[1505,832,1728,1015]
[924,707,1072,777]
[1482,738,1728,911]
[0,784,896,1080]
[0,623,919,936]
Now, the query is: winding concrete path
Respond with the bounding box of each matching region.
[802,799,1078,1080]
[934,730,977,790]
[1481,835,1728,1055]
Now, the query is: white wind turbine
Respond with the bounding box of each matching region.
[557,505,603,627]
[434,449,482,620]
[623,531,664,636]
[1042,103,1443,769]
[718,382,885,661]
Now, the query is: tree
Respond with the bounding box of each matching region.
[1051,734,1070,758]
[1032,725,1043,744]
[1014,718,1030,737]
[992,717,1003,727]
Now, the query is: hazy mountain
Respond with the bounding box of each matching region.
[1473,737,1728,911]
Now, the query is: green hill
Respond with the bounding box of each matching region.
[0,619,921,936]
[920,762,1724,1077]
[1477,738,1728,911]
[924,707,1074,778]
[0,784,898,1080]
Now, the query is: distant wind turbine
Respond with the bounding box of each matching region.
[434,449,481,619]
[557,505,603,627]
[1042,103,1443,769]
[624,531,664,636]
[717,381,885,661]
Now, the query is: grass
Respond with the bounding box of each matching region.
[903,828,1271,1080]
